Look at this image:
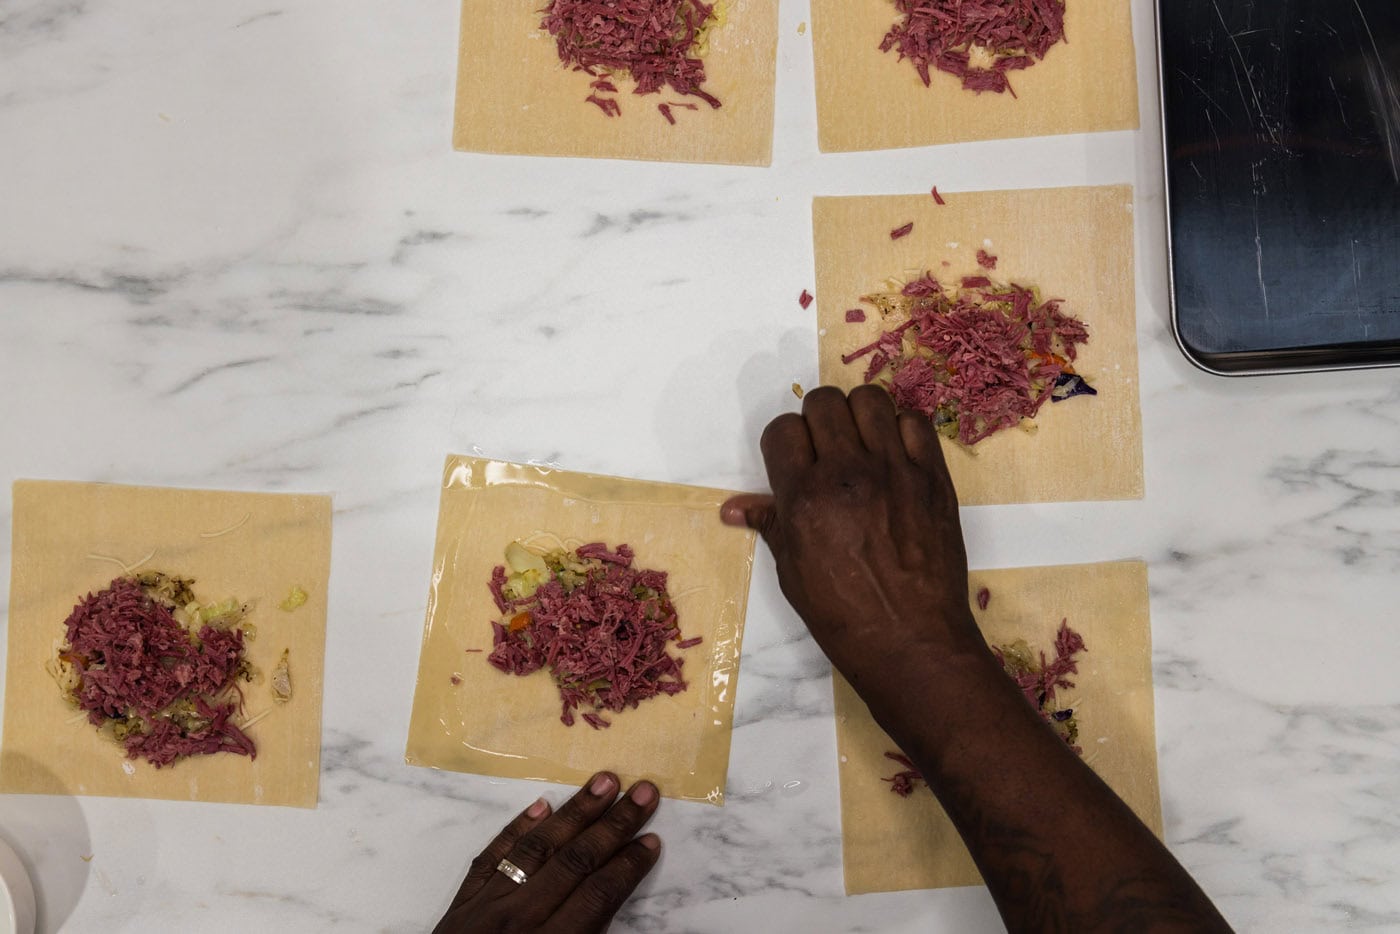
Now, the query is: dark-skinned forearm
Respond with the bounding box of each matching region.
[861,642,1234,934]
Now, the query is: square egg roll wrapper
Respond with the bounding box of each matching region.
[405,456,756,805]
[453,0,779,166]
[812,0,1139,152]
[1,480,331,808]
[814,184,1143,506]
[834,560,1163,894]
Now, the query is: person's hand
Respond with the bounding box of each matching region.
[434,772,660,934]
[721,385,988,710]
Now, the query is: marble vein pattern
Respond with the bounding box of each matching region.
[2,0,1399,931]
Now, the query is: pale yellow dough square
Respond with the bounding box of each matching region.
[834,560,1163,894]
[404,457,756,806]
[812,0,1139,152]
[1,481,332,808]
[814,185,1144,506]
[453,0,779,166]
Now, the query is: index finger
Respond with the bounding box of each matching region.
[476,772,620,903]
[759,412,815,495]
[445,796,551,913]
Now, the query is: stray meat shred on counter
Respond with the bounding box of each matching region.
[881,0,1067,97]
[799,289,814,309]
[487,541,702,729]
[541,0,726,119]
[885,616,1087,796]
[890,222,915,240]
[48,573,258,768]
[841,270,1096,446]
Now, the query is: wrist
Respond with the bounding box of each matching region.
[851,639,1023,757]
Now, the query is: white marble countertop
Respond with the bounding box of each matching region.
[3,1,1399,931]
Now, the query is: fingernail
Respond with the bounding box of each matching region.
[629,782,657,806]
[589,772,616,797]
[638,833,660,851]
[526,797,549,819]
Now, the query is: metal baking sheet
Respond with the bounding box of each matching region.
[1159,0,1400,375]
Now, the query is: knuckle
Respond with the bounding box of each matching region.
[510,831,554,867]
[467,852,499,880]
[578,875,633,915]
[558,795,600,823]
[554,838,604,878]
[612,846,653,877]
[602,801,645,835]
[550,800,599,836]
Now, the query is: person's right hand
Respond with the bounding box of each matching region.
[722,388,1239,934]
[721,385,990,710]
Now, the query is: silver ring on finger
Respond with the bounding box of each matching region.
[496,858,528,885]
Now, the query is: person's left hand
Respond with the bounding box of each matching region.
[434,772,661,933]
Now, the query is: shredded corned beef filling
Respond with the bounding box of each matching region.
[124,697,254,765]
[880,0,1067,96]
[59,576,255,767]
[541,0,723,117]
[842,272,1092,446]
[884,618,1087,795]
[994,620,1087,752]
[487,542,700,729]
[882,751,923,797]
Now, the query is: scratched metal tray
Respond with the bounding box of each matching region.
[1157,0,1400,375]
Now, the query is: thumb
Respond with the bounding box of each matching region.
[719,494,777,539]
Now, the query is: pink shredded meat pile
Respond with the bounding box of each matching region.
[61,577,255,767]
[994,620,1086,723]
[882,751,924,797]
[884,619,1088,795]
[541,0,722,117]
[881,0,1067,96]
[842,272,1090,446]
[487,543,701,729]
